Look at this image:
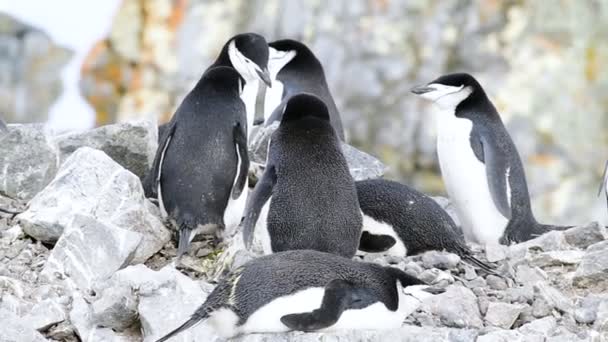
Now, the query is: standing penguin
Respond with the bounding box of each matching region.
[144,33,269,199]
[241,93,361,257]
[155,250,441,341]
[356,179,496,274]
[262,39,345,140]
[411,73,569,245]
[600,160,608,210]
[148,66,249,257]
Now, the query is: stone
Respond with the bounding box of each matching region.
[529,250,584,267]
[574,295,606,324]
[91,284,138,331]
[17,147,170,262]
[23,299,67,331]
[486,275,508,291]
[341,142,388,181]
[423,285,483,328]
[563,222,606,249]
[485,244,508,263]
[531,297,552,318]
[534,282,573,314]
[594,300,608,331]
[519,316,557,336]
[477,330,543,342]
[40,214,141,291]
[421,251,461,270]
[54,120,158,179]
[573,240,608,290]
[70,292,138,342]
[0,308,49,342]
[0,124,58,201]
[248,121,279,164]
[508,231,568,260]
[484,302,526,329]
[515,265,547,284]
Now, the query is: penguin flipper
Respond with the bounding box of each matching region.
[598,160,608,202]
[280,279,376,332]
[474,132,512,220]
[231,122,250,199]
[144,120,176,199]
[241,164,276,249]
[358,231,397,253]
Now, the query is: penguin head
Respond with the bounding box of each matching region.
[267,39,316,80]
[199,66,245,96]
[411,73,485,110]
[227,33,272,87]
[281,93,330,123]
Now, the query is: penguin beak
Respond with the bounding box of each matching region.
[257,68,272,87]
[410,85,435,95]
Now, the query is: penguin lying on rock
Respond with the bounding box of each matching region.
[412,73,571,245]
[155,250,443,341]
[356,179,497,275]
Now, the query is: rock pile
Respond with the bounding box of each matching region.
[0,121,606,342]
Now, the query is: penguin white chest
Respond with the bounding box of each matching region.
[240,80,259,136]
[436,112,508,245]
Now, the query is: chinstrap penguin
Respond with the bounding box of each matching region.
[262,39,345,140]
[145,66,249,257]
[154,250,442,341]
[241,93,362,257]
[356,179,497,274]
[411,73,570,245]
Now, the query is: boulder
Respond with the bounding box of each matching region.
[421,251,461,270]
[0,308,49,342]
[534,282,573,314]
[423,285,483,328]
[17,147,170,262]
[484,302,526,329]
[573,240,608,290]
[54,120,158,179]
[91,284,139,331]
[0,124,58,201]
[563,222,606,249]
[22,299,67,331]
[519,317,557,336]
[41,214,141,291]
[529,250,584,267]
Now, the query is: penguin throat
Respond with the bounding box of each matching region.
[228,40,260,83]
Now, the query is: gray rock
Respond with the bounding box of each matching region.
[70,292,138,342]
[519,316,557,336]
[22,299,67,331]
[485,244,508,263]
[54,120,158,179]
[546,332,589,342]
[341,143,388,181]
[563,222,606,249]
[508,231,568,259]
[41,214,141,291]
[593,300,608,331]
[484,302,526,329]
[421,251,461,270]
[91,284,138,331]
[531,297,552,318]
[486,275,508,291]
[423,285,483,328]
[534,282,573,313]
[0,124,58,201]
[574,295,606,324]
[515,265,547,284]
[0,308,49,342]
[529,250,584,267]
[477,330,543,342]
[573,240,608,290]
[17,147,170,262]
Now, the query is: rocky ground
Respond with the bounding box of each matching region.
[1,122,608,342]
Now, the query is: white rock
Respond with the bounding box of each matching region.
[23,299,67,331]
[484,302,526,329]
[508,231,568,259]
[91,284,138,331]
[17,147,170,262]
[0,308,49,342]
[485,244,508,262]
[423,285,483,328]
[40,214,141,291]
[534,282,573,314]
[529,250,584,267]
[515,265,547,284]
[519,316,557,336]
[477,329,543,342]
[563,222,607,249]
[573,240,608,290]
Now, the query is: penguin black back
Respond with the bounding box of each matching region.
[265,39,345,140]
[241,93,361,257]
[147,66,249,256]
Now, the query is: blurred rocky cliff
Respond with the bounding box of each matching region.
[3,0,607,225]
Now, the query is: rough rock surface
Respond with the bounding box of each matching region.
[0,124,59,201]
[54,120,158,179]
[17,147,170,262]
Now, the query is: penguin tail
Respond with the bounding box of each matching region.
[461,254,501,278]
[155,307,213,342]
